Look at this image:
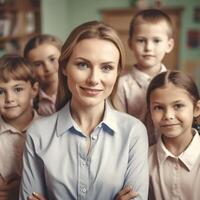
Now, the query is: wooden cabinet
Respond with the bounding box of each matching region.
[0,0,41,56]
[101,7,183,70]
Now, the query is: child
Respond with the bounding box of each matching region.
[24,34,62,116]
[0,54,39,200]
[112,9,174,145]
[147,70,200,200]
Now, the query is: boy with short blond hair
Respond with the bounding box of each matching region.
[112,9,174,145]
[0,54,39,200]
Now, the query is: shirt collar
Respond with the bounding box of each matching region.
[156,129,200,171]
[39,89,56,103]
[0,109,39,135]
[132,64,166,88]
[56,101,117,137]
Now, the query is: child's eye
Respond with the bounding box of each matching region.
[174,103,184,110]
[136,39,145,43]
[77,62,88,70]
[50,57,57,62]
[14,87,23,93]
[0,89,5,96]
[153,105,163,111]
[154,39,161,43]
[33,62,43,68]
[101,65,114,73]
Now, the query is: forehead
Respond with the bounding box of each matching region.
[134,19,170,36]
[28,43,60,61]
[150,83,192,103]
[71,38,120,59]
[0,79,30,87]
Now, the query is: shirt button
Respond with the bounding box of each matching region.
[92,135,97,140]
[81,187,87,193]
[81,161,86,167]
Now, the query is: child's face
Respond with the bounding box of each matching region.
[27,43,60,89]
[62,38,119,109]
[129,20,174,71]
[149,83,200,141]
[0,79,38,123]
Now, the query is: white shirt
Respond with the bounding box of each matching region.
[148,130,200,200]
[20,101,149,200]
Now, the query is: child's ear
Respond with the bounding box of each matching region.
[166,38,174,54]
[194,100,200,118]
[31,82,39,98]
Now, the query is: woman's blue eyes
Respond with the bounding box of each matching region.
[77,62,88,69]
[77,62,113,72]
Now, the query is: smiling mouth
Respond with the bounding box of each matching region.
[81,87,103,96]
[4,106,18,110]
[161,124,179,128]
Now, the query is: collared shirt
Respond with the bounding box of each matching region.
[37,89,56,116]
[19,102,149,200]
[148,130,200,200]
[0,110,39,200]
[113,64,166,145]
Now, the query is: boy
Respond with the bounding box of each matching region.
[0,54,39,200]
[112,9,174,145]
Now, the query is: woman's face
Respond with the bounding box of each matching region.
[62,38,120,108]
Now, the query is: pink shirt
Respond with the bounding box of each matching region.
[37,89,57,116]
[113,64,166,145]
[0,110,39,200]
[148,130,200,200]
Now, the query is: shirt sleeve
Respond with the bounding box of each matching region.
[19,131,47,200]
[123,121,149,200]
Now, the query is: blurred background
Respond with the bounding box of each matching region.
[0,0,200,88]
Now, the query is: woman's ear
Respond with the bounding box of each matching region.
[194,100,200,118]
[62,66,68,77]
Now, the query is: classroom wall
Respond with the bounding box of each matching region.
[42,0,200,87]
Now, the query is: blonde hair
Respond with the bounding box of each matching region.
[24,34,62,58]
[56,20,126,110]
[129,9,174,40]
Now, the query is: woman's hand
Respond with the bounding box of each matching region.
[27,192,46,200]
[115,186,138,200]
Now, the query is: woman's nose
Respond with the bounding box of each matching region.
[86,69,99,86]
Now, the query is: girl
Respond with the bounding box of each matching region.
[24,34,62,116]
[19,21,149,200]
[147,70,200,200]
[0,54,39,200]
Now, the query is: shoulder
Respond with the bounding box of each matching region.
[148,144,158,168]
[112,109,147,138]
[27,111,59,143]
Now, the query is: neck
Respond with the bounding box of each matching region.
[70,101,105,136]
[42,81,58,97]
[136,63,161,77]
[162,130,194,156]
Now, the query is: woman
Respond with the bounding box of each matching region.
[19,21,149,200]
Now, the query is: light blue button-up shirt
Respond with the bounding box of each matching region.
[19,102,149,200]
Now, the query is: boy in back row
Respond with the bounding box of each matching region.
[0,55,40,200]
[112,9,174,145]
